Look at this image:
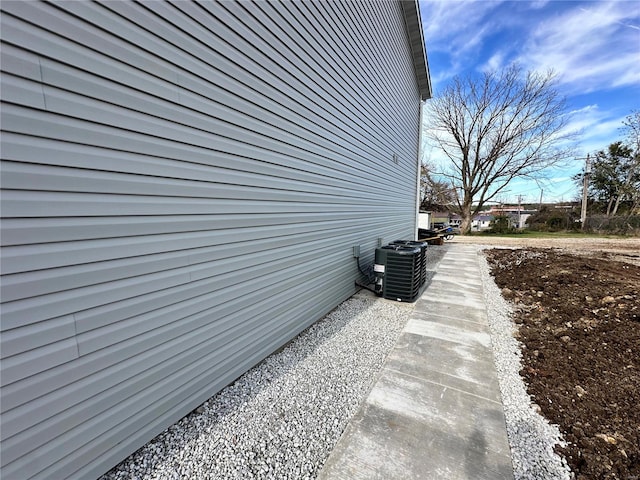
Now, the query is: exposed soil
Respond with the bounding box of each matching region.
[455,235,640,266]
[483,243,640,480]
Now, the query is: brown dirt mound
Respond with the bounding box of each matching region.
[485,248,640,480]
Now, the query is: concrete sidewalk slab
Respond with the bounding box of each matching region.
[318,244,514,480]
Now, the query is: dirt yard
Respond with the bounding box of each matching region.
[469,236,639,479]
[455,235,640,266]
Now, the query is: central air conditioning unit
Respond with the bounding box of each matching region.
[389,240,429,287]
[373,240,428,302]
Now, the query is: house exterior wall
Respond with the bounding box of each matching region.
[0,1,428,478]
[472,216,495,230]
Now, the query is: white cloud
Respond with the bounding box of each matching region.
[563,104,629,154]
[422,0,640,93]
[419,0,638,203]
[421,0,500,48]
[549,176,574,185]
[421,0,508,83]
[481,51,508,73]
[516,2,640,93]
[530,0,551,9]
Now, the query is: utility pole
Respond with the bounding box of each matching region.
[517,194,523,229]
[538,189,543,210]
[580,154,591,229]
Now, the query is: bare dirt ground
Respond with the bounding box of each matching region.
[454,235,640,266]
[465,235,640,479]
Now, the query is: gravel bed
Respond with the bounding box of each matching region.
[477,245,574,480]
[102,244,573,480]
[101,246,446,480]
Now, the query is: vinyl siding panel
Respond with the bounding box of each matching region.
[0,1,426,478]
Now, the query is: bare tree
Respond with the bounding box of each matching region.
[424,64,577,233]
[419,162,456,210]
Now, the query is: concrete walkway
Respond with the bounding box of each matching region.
[318,244,514,480]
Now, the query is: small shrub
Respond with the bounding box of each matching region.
[584,215,640,235]
[526,206,581,232]
[489,215,513,234]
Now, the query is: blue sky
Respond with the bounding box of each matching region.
[420,0,640,205]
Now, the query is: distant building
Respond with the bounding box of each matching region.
[433,212,494,231]
[430,211,451,226]
[488,205,537,229]
[472,214,495,231]
[427,207,541,231]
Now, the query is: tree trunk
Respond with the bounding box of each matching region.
[612,166,637,216]
[606,197,614,217]
[459,202,473,234]
[612,195,622,216]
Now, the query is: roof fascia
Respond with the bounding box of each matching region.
[401,0,432,100]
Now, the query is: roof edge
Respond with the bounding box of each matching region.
[401,0,432,100]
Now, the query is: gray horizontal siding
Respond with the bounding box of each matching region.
[0,1,425,479]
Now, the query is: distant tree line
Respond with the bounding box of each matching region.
[525,206,581,232]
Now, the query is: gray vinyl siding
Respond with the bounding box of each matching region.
[0,1,426,479]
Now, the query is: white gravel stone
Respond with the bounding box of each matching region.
[101,245,574,480]
[99,247,447,480]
